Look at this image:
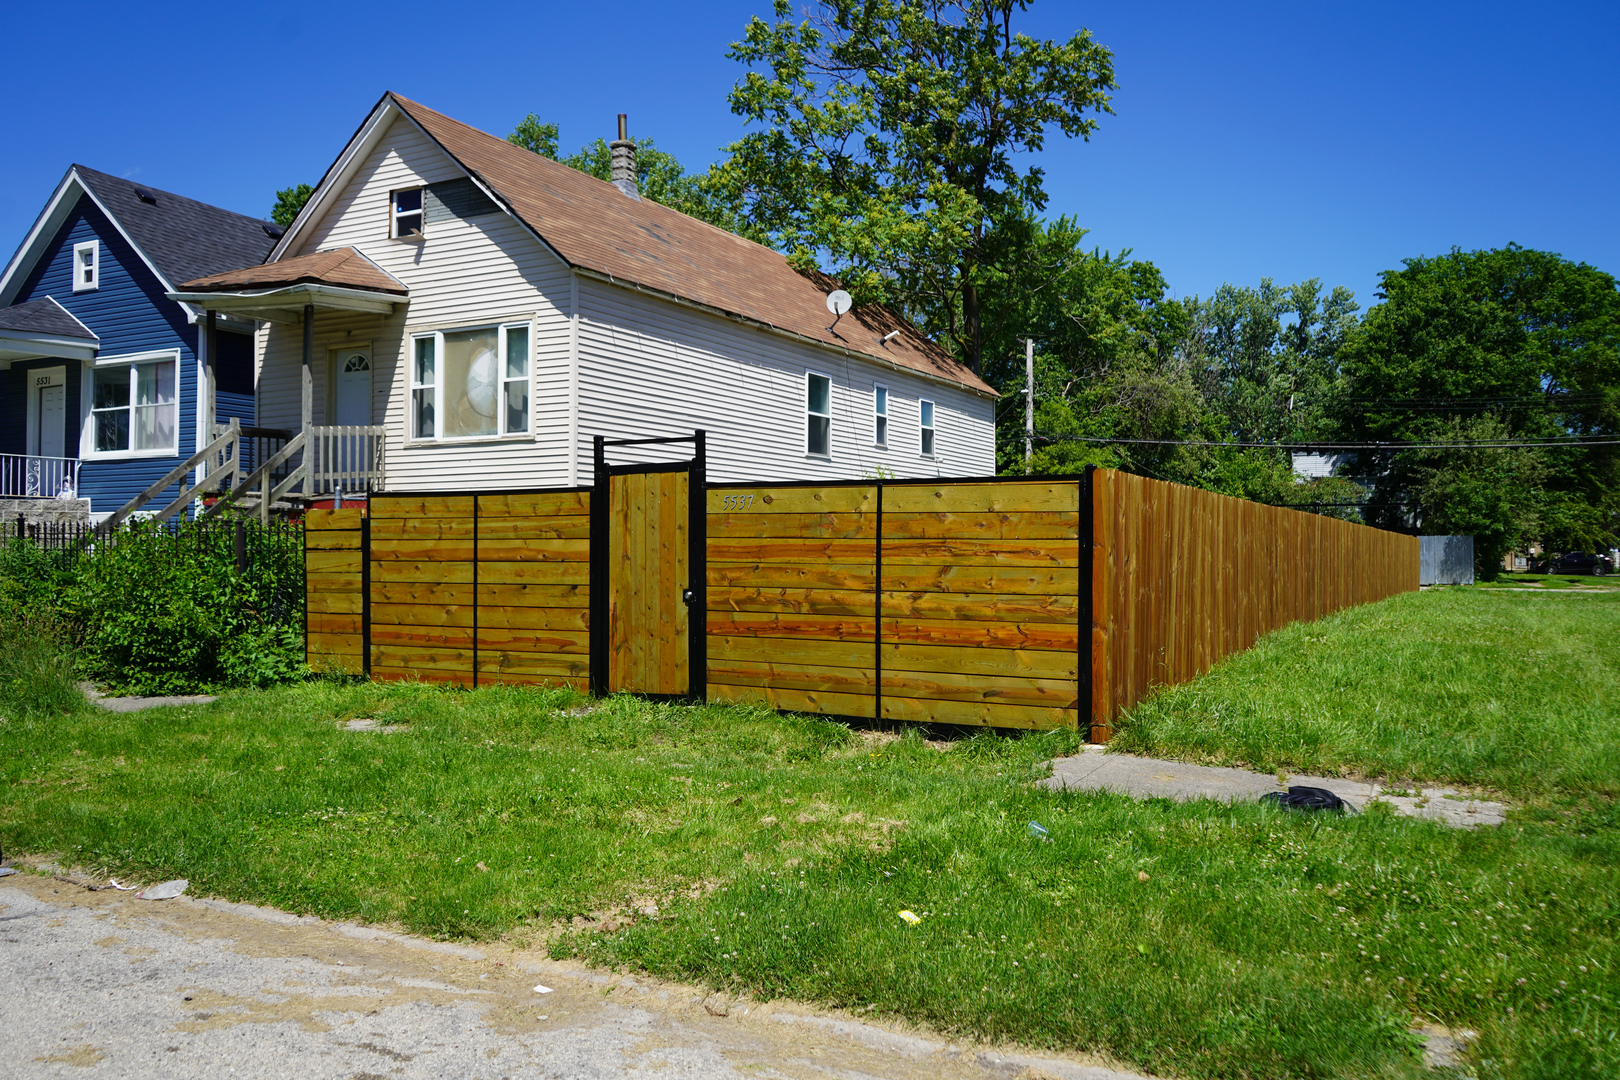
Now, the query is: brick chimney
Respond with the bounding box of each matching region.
[610,113,640,200]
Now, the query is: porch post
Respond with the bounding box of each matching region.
[302,304,313,497]
[203,310,217,448]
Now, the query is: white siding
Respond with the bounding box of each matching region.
[574,277,995,482]
[258,115,576,491]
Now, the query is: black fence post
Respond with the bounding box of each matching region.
[589,435,609,700]
[234,520,247,573]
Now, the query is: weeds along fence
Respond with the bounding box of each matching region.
[8,515,302,574]
[305,468,1418,738]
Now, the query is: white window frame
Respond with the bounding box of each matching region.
[79,349,182,460]
[873,383,889,447]
[406,322,533,443]
[805,370,832,458]
[72,239,99,292]
[919,398,936,458]
[391,187,424,239]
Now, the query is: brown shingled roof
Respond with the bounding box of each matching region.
[385,94,994,397]
[181,246,407,295]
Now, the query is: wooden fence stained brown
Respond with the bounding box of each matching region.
[1090,470,1419,737]
[305,469,1418,736]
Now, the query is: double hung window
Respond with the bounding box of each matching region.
[410,323,530,440]
[920,399,936,457]
[90,355,176,454]
[806,372,831,456]
[392,188,423,238]
[873,384,888,446]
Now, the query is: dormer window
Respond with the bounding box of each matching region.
[72,240,99,292]
[392,188,423,239]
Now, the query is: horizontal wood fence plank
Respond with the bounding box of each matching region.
[367,496,476,517]
[475,517,591,541]
[308,631,363,657]
[477,491,590,517]
[475,538,591,562]
[477,562,590,586]
[370,561,475,585]
[369,645,475,671]
[371,539,475,562]
[882,482,1079,514]
[880,511,1080,540]
[370,624,475,649]
[477,605,590,631]
[475,672,590,691]
[882,565,1079,595]
[307,591,363,615]
[475,627,590,654]
[705,658,874,696]
[304,530,364,550]
[477,583,589,608]
[879,667,1079,709]
[881,590,1079,623]
[709,587,875,618]
[477,652,591,678]
[369,665,472,686]
[881,642,1079,680]
[707,682,876,719]
[308,613,362,636]
[708,563,875,591]
[880,538,1079,567]
[709,635,877,671]
[307,550,362,574]
[708,611,874,642]
[880,616,1080,651]
[708,512,875,540]
[708,538,877,564]
[709,487,875,515]
[371,582,474,607]
[307,509,366,530]
[369,518,473,541]
[370,602,474,628]
[880,695,1076,730]
[308,571,361,594]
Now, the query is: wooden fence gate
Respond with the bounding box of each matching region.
[592,433,706,698]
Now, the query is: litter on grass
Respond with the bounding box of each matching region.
[136,879,188,900]
[1260,786,1348,813]
[106,879,136,891]
[0,867,17,878]
[1027,821,1050,840]
[898,910,922,925]
[533,984,554,994]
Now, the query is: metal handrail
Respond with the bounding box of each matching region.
[0,453,80,499]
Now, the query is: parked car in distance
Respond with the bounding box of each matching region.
[1534,551,1612,576]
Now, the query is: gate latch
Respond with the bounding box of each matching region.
[681,588,695,606]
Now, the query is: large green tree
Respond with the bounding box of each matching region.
[713,0,1116,374]
[270,183,313,228]
[507,114,746,233]
[1336,245,1620,572]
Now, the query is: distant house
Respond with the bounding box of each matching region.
[1290,451,1348,480]
[0,166,277,519]
[169,92,996,497]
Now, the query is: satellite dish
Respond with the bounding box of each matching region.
[826,290,853,317]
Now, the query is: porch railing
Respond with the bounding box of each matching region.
[308,425,386,496]
[0,453,80,499]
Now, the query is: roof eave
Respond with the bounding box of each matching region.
[0,329,99,363]
[166,283,403,321]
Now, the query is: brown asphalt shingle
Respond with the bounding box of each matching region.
[181,247,407,295]
[385,94,993,397]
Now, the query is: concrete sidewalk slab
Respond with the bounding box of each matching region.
[81,683,218,713]
[1041,746,1507,828]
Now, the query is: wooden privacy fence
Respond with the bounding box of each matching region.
[305,464,1419,738]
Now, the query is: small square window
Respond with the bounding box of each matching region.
[920,399,935,457]
[807,372,831,457]
[72,240,99,292]
[392,188,424,239]
[873,384,888,447]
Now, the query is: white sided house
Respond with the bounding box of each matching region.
[170,93,996,496]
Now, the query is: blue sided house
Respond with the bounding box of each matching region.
[0,165,278,521]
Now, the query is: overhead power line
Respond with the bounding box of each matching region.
[1035,434,1620,451]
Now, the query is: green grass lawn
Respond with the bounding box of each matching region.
[0,590,1615,1080]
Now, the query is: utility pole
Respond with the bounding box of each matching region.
[1024,338,1034,474]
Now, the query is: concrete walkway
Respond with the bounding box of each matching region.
[81,684,218,713]
[0,869,1151,1080]
[1041,746,1507,829]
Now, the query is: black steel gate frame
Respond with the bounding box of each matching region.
[590,431,707,702]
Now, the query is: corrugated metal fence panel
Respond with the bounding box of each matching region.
[1091,470,1420,732]
[1419,535,1475,585]
[306,508,366,673]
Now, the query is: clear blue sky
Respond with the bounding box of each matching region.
[5,1,1616,312]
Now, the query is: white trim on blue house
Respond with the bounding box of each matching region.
[78,348,183,461]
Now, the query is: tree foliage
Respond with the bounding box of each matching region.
[271,183,313,228]
[1336,245,1620,571]
[714,0,1116,373]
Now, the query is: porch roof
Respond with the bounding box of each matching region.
[166,247,407,322]
[0,296,99,363]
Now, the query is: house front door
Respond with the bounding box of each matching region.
[332,348,372,425]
